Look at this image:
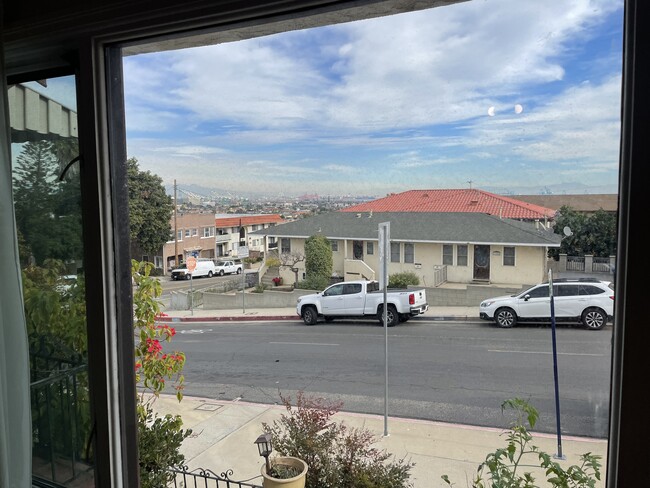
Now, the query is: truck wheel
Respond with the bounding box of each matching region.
[302,306,318,325]
[398,314,410,323]
[219,270,225,276]
[208,271,213,278]
[378,305,399,327]
[236,268,242,274]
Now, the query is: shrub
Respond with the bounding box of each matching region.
[253,283,267,293]
[305,234,333,281]
[294,275,330,291]
[132,260,191,487]
[263,391,413,488]
[388,271,420,288]
[442,398,601,488]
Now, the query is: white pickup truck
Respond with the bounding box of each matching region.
[296,280,428,326]
[215,260,243,276]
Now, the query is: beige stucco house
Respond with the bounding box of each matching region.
[253,211,561,287]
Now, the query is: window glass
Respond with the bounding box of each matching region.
[326,284,344,296]
[343,283,362,294]
[330,240,339,251]
[121,1,622,481]
[457,245,468,266]
[390,242,400,263]
[404,243,414,264]
[580,284,606,295]
[443,244,453,265]
[526,286,549,299]
[556,285,578,297]
[281,238,291,253]
[10,77,95,486]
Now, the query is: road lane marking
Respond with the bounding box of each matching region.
[270,341,339,346]
[488,349,604,357]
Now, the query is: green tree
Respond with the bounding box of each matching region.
[127,157,173,257]
[305,234,333,280]
[550,206,617,259]
[13,140,83,265]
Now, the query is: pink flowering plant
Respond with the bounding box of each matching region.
[132,260,191,488]
[133,260,186,403]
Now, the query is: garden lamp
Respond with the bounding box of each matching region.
[254,433,273,473]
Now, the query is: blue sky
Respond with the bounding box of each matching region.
[122,0,623,197]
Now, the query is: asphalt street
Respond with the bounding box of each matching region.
[167,318,612,438]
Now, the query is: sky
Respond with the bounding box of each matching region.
[119,0,624,198]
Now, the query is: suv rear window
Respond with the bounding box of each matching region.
[579,285,607,295]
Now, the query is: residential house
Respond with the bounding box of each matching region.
[163,212,284,270]
[1,2,647,487]
[342,189,557,222]
[513,194,618,217]
[253,212,561,287]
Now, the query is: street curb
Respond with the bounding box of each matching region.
[155,315,474,323]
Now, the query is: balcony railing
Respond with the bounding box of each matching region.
[168,467,262,487]
[216,234,231,243]
[30,343,93,487]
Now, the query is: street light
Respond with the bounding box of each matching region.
[254,433,273,473]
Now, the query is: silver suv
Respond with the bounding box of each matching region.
[479,278,614,330]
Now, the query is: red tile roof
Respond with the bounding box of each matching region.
[340,189,556,220]
[215,214,284,228]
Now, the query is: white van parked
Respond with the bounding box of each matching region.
[170,259,217,280]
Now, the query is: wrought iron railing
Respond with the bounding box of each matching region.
[566,255,586,271]
[30,343,93,486]
[168,467,262,487]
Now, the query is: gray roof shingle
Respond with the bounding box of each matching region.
[253,212,561,247]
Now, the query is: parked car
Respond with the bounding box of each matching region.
[214,260,243,276]
[170,259,217,280]
[296,280,428,326]
[479,278,614,330]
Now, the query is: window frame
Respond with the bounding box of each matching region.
[457,245,468,267]
[503,246,515,266]
[404,242,414,264]
[25,2,642,485]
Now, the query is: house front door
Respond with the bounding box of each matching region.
[473,245,490,281]
[353,240,364,259]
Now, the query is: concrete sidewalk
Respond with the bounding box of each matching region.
[152,394,608,488]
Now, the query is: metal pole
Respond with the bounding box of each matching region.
[379,222,390,437]
[242,266,246,314]
[190,274,193,316]
[549,270,565,459]
[174,180,178,268]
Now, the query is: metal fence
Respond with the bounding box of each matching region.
[168,467,262,488]
[592,256,612,273]
[566,256,586,271]
[30,343,93,486]
[432,265,448,287]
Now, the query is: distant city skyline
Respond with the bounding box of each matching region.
[31,1,625,197]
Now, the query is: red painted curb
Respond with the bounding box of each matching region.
[155,315,300,323]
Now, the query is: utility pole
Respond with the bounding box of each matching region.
[174,180,178,266]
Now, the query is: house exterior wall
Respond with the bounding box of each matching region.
[274,237,549,286]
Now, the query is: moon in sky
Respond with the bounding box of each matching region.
[487,106,495,116]
[514,104,524,114]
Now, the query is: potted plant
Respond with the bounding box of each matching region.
[272,276,283,286]
[255,433,307,488]
[261,456,308,488]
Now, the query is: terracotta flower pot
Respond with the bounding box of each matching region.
[260,456,308,488]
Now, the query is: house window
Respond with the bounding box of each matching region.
[203,226,215,238]
[367,242,374,255]
[191,228,198,236]
[154,256,163,268]
[390,242,400,263]
[504,246,515,266]
[443,244,454,265]
[330,240,339,251]
[281,238,291,254]
[404,243,414,264]
[184,229,190,238]
[457,245,468,266]
[177,230,183,241]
